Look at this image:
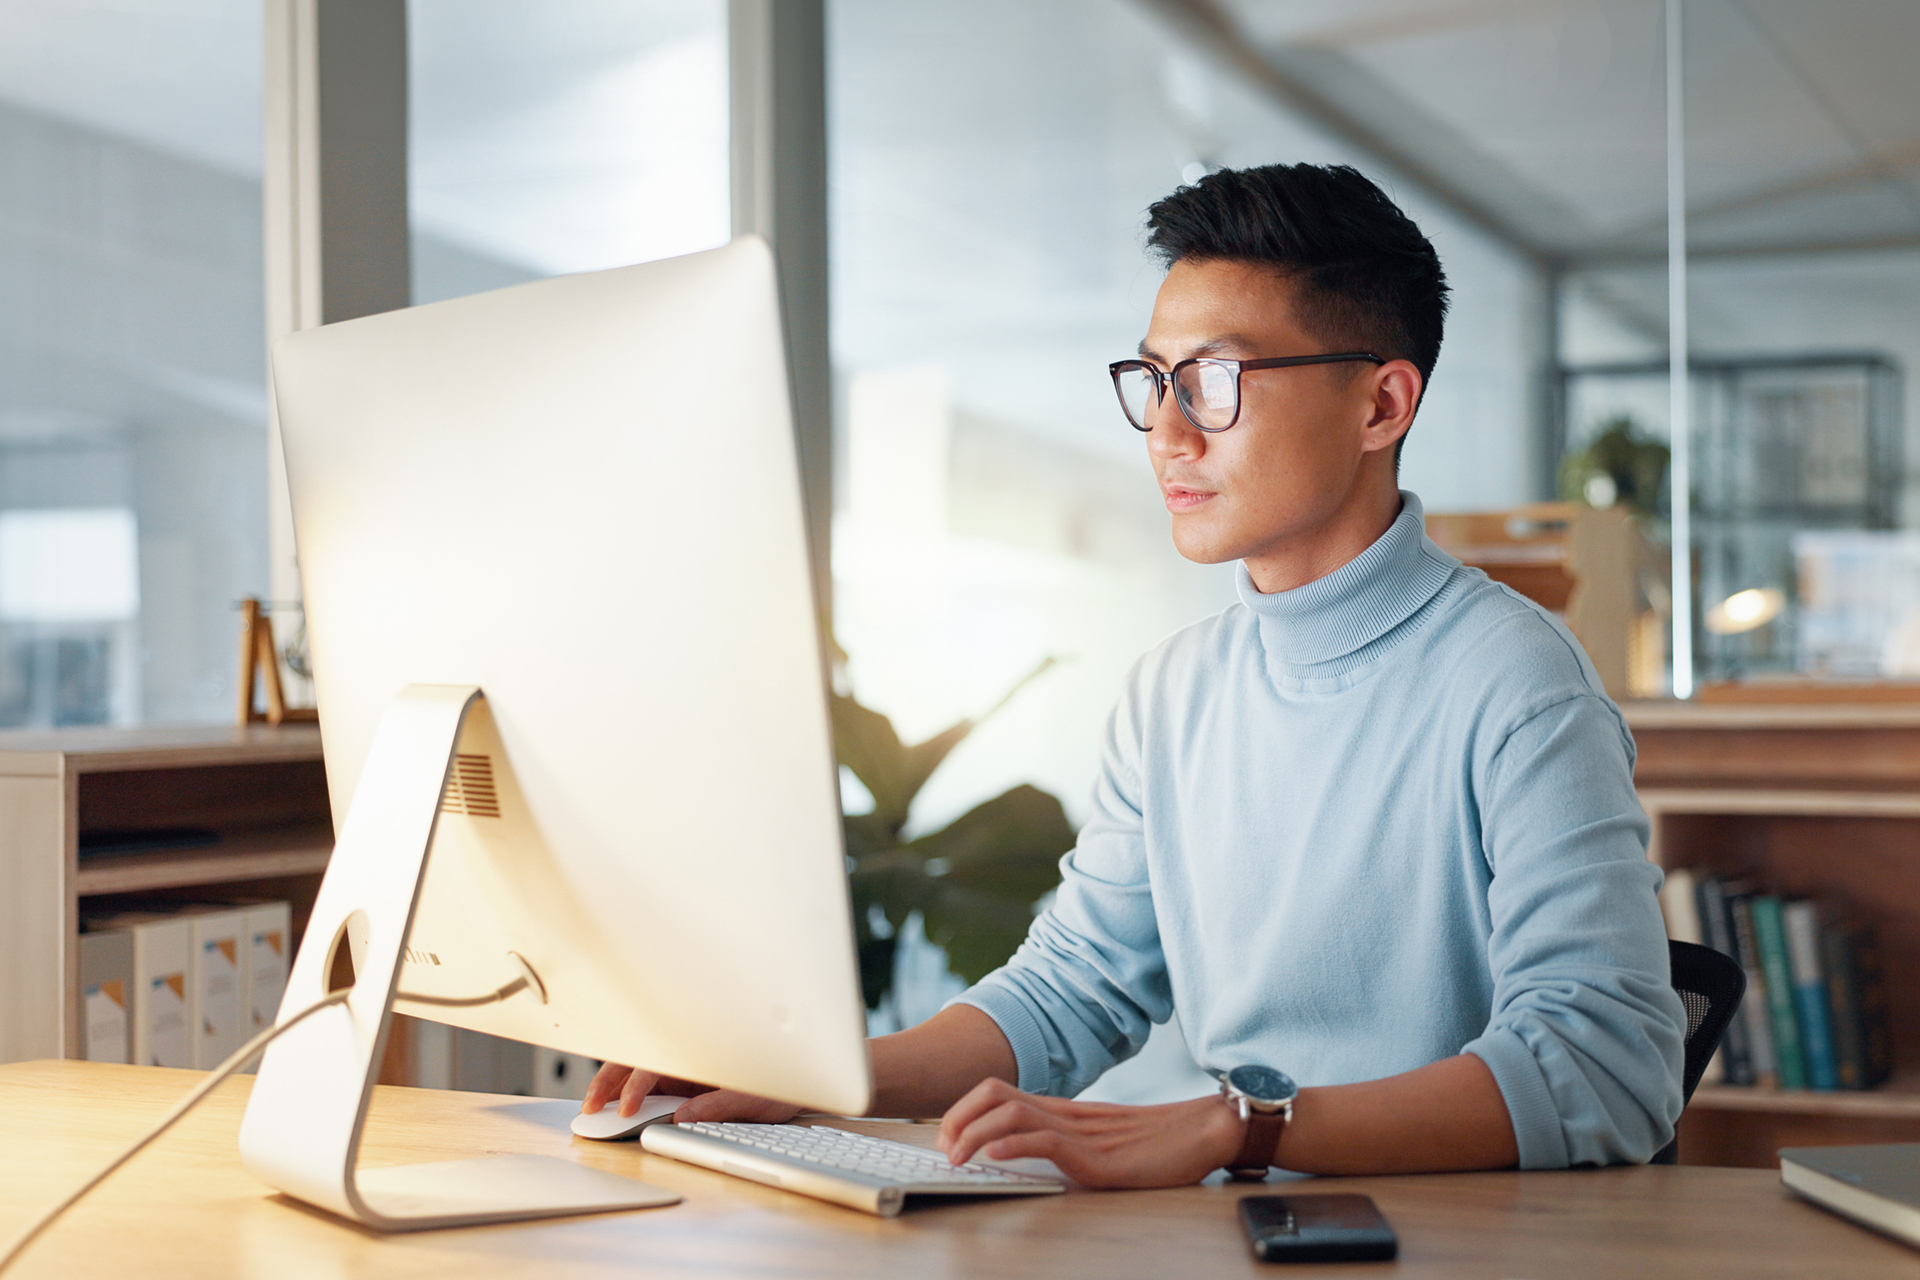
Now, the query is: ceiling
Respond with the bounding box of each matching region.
[3,0,1914,272]
[1147,0,1920,264]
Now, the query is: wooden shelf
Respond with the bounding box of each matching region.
[1628,708,1920,1167]
[0,725,332,1064]
[0,724,324,775]
[1622,700,1920,730]
[1693,1081,1920,1121]
[74,825,333,895]
[1641,788,1920,818]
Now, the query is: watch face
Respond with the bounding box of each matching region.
[1227,1064,1298,1105]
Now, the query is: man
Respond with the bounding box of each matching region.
[587,162,1685,1187]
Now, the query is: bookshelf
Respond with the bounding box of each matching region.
[1626,701,1920,1166]
[0,725,332,1065]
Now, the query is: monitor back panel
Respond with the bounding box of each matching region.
[270,238,870,1114]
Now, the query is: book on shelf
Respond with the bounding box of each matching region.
[1668,871,1891,1093]
[1750,895,1808,1090]
[1823,918,1874,1091]
[1834,916,1896,1090]
[241,901,293,1075]
[1696,877,1755,1086]
[1727,887,1779,1088]
[245,901,292,1033]
[1659,866,1704,945]
[1660,867,1722,1084]
[79,911,194,1069]
[1783,899,1839,1091]
[78,930,133,1064]
[80,899,291,1071]
[188,907,250,1070]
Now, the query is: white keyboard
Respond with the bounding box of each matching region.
[639,1120,1066,1217]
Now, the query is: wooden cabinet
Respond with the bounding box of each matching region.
[1626,701,1920,1167]
[1428,504,1664,701]
[0,725,331,1064]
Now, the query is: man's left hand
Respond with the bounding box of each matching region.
[936,1077,1245,1188]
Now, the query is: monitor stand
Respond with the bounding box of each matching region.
[237,683,679,1231]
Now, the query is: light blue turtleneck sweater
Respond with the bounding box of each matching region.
[956,492,1686,1168]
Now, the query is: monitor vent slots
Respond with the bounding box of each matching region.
[440,754,502,818]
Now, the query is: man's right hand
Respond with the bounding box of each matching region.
[581,1061,803,1124]
[583,1003,1020,1126]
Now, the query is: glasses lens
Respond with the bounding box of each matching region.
[1114,364,1159,430]
[1174,361,1237,429]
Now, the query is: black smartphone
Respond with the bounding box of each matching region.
[1238,1194,1398,1263]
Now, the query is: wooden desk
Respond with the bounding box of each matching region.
[1,1061,1909,1279]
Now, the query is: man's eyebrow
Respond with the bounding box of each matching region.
[1135,334,1260,363]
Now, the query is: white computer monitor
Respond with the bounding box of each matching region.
[237,237,870,1231]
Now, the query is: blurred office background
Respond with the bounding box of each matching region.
[3,0,1917,1096]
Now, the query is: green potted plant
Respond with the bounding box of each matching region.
[831,657,1077,1013]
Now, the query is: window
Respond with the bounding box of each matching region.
[408,0,729,303]
[0,0,266,726]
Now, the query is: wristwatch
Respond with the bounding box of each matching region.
[1220,1064,1298,1181]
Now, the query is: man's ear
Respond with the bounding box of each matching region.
[1359,360,1422,456]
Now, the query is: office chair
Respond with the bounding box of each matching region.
[1650,938,1747,1166]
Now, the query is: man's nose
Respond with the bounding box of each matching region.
[1145,390,1204,458]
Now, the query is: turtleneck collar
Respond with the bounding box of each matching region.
[1233,490,1458,674]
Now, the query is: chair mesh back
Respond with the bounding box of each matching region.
[1667,941,1747,1104]
[1677,988,1711,1042]
[1652,941,1749,1165]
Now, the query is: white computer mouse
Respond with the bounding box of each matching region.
[570,1094,684,1141]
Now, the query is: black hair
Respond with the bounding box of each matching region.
[1145,163,1449,410]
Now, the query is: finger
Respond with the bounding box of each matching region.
[946,1098,1055,1168]
[975,1130,1122,1188]
[977,1128,1067,1166]
[675,1089,801,1124]
[618,1066,664,1117]
[649,1076,715,1097]
[937,1077,1022,1155]
[582,1062,633,1114]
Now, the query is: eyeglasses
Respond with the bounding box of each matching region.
[1108,352,1385,433]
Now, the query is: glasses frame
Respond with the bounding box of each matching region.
[1108,352,1386,433]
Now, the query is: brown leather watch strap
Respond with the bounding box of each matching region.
[1227,1105,1289,1181]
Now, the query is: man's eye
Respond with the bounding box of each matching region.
[1199,365,1235,409]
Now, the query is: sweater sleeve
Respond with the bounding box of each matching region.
[950,679,1172,1097]
[1461,693,1687,1167]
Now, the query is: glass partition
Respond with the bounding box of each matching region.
[1561,0,1920,694]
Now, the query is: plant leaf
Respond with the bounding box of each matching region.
[830,692,911,833]
[849,853,938,932]
[908,784,1075,905]
[897,718,973,812]
[918,884,1045,987]
[841,812,896,862]
[856,936,896,1010]
[832,656,1070,1007]
[894,655,1071,815]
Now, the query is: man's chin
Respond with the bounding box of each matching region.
[1168,526,1241,567]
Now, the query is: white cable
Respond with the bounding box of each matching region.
[0,988,352,1275]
